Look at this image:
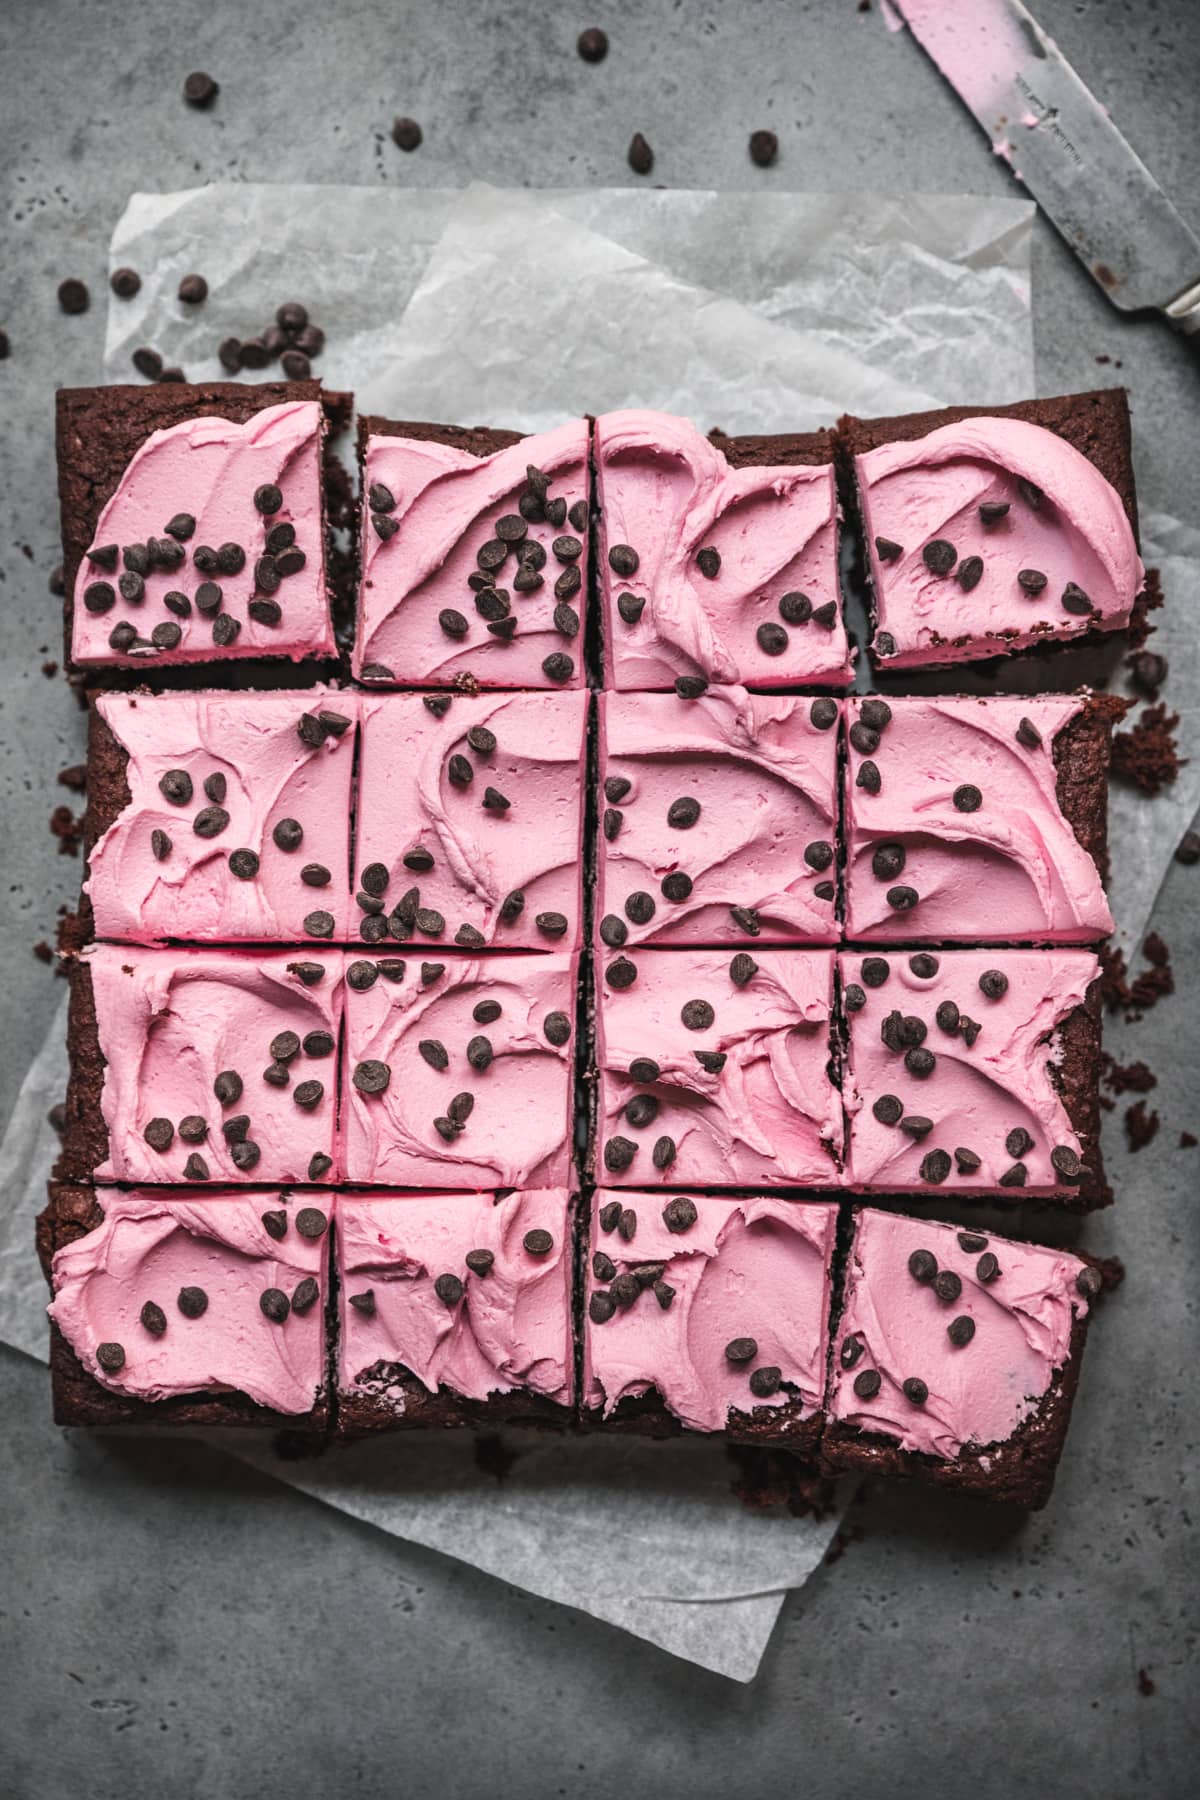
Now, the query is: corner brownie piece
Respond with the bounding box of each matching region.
[341,951,578,1187]
[582,1190,837,1447]
[58,381,341,672]
[823,1207,1100,1507]
[840,390,1144,670]
[82,690,357,943]
[39,1183,331,1429]
[597,410,851,691]
[596,947,841,1187]
[597,688,840,948]
[356,689,588,951]
[336,1189,574,1437]
[352,418,590,689]
[843,693,1121,943]
[841,948,1107,1206]
[58,945,344,1187]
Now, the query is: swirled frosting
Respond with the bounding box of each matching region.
[86,945,343,1184]
[828,1208,1091,1460]
[583,1191,837,1432]
[844,694,1112,942]
[72,401,333,667]
[596,410,850,690]
[356,691,587,950]
[597,947,840,1187]
[353,421,589,688]
[342,952,577,1187]
[337,1190,573,1409]
[855,416,1143,667]
[842,948,1098,1195]
[598,687,840,946]
[48,1190,330,1414]
[86,690,357,943]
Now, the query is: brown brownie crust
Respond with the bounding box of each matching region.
[708,426,835,471]
[38,1183,328,1433]
[581,1385,826,1458]
[58,379,348,675]
[336,1370,571,1440]
[55,959,108,1186]
[356,416,526,463]
[820,1310,1090,1509]
[1052,691,1126,884]
[836,388,1138,538]
[74,704,134,942]
[1053,977,1110,1209]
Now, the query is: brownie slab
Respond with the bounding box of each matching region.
[59,946,344,1187]
[839,389,1144,670]
[841,948,1107,1206]
[336,1189,574,1437]
[82,690,357,944]
[341,951,578,1188]
[596,947,841,1187]
[597,687,840,948]
[597,411,851,691]
[582,1189,837,1448]
[843,692,1120,943]
[356,689,588,951]
[58,381,340,672]
[39,1183,331,1429]
[352,418,590,690]
[823,1207,1099,1508]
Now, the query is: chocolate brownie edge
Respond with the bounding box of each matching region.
[55,959,108,1185]
[76,703,133,941]
[1054,978,1111,1209]
[356,417,527,463]
[335,1371,571,1440]
[1052,691,1127,883]
[708,427,835,471]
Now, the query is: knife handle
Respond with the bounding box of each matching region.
[1166,278,1200,335]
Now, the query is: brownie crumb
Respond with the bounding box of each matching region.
[1127,565,1164,651]
[1095,1255,1126,1295]
[1179,1131,1197,1148]
[1175,830,1200,866]
[49,804,83,857]
[1112,701,1183,795]
[32,941,53,964]
[57,764,87,793]
[1100,934,1174,1021]
[727,1445,834,1518]
[1101,1054,1158,1096]
[1124,1100,1160,1153]
[1137,1669,1156,1697]
[41,660,58,678]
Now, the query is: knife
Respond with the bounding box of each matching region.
[894,0,1200,333]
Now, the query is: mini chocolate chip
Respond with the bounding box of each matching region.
[118,571,145,605]
[904,1046,935,1078]
[432,1273,464,1310]
[956,555,984,592]
[96,1341,125,1373]
[888,885,919,911]
[535,911,568,940]
[667,796,701,830]
[523,1229,554,1257]
[293,1080,324,1110]
[696,546,721,580]
[980,501,1009,524]
[1017,568,1048,596]
[728,906,759,936]
[83,581,116,614]
[605,1135,637,1173]
[353,1059,391,1094]
[748,1366,782,1398]
[466,1035,493,1072]
[953,784,982,813]
[875,537,902,562]
[810,697,837,730]
[652,1136,676,1170]
[725,1336,757,1364]
[262,1209,288,1241]
[934,1269,962,1303]
[301,864,333,890]
[213,1070,243,1108]
[1005,1127,1035,1159]
[977,1252,1001,1283]
[248,599,282,627]
[420,962,444,985]
[178,1285,209,1320]
[289,1277,318,1317]
[194,581,224,617]
[150,621,183,651]
[958,1232,988,1252]
[178,273,208,305]
[178,1116,207,1143]
[979,968,1008,1000]
[661,872,693,902]
[840,1334,864,1370]
[599,915,629,949]
[58,277,90,315]
[260,1288,290,1324]
[1062,582,1094,615]
[681,999,714,1031]
[143,1117,174,1152]
[908,1248,938,1284]
[922,539,957,575]
[872,843,906,880]
[159,769,194,806]
[849,721,878,756]
[861,957,890,988]
[216,542,247,575]
[543,653,574,683]
[935,1000,961,1035]
[625,891,655,926]
[589,1290,617,1325]
[193,805,230,839]
[804,840,834,871]
[416,1038,449,1073]
[308,1153,333,1180]
[163,591,191,619]
[447,1092,475,1127]
[859,701,890,734]
[224,849,258,882]
[947,1315,976,1346]
[902,1377,928,1406]
[663,1196,698,1233]
[347,960,380,992]
[223,1111,252,1143]
[460,1249,493,1281]
[873,1094,903,1126]
[857,760,882,795]
[674,675,708,699]
[900,1116,933,1139]
[602,808,624,845]
[348,1290,376,1317]
[212,615,241,647]
[617,1209,638,1244]
[694,1051,726,1074]
[598,1201,622,1235]
[455,924,486,948]
[137,1300,167,1339]
[568,500,588,532]
[624,1093,659,1130]
[482,785,510,812]
[999,1163,1028,1188]
[628,132,654,175]
[1051,1145,1082,1180]
[1014,717,1043,752]
[183,1153,209,1181]
[230,1140,261,1172]
[909,954,939,979]
[1076,1265,1103,1300]
[730,952,758,988]
[812,601,838,628]
[439,608,469,640]
[843,983,866,1012]
[853,1369,881,1399]
[749,128,778,167]
[293,1207,328,1241]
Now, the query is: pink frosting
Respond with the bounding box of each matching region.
[598,688,840,946]
[357,691,587,950]
[583,1191,837,1432]
[596,409,850,691]
[86,945,344,1185]
[86,690,357,943]
[598,947,840,1187]
[72,401,333,666]
[342,951,577,1187]
[856,416,1143,667]
[844,694,1112,942]
[842,948,1099,1195]
[353,422,589,689]
[48,1190,330,1414]
[828,1208,1091,1459]
[337,1190,573,1410]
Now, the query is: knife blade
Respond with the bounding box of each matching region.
[894,0,1200,333]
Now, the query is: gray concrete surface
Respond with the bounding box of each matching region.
[1,2,1197,1795]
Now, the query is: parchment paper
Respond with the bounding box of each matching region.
[4,181,1192,1680]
